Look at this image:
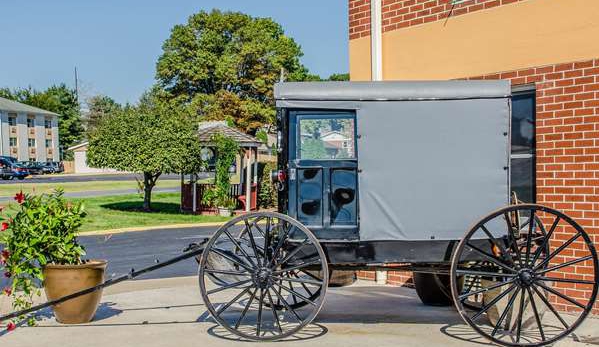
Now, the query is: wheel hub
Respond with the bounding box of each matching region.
[253,267,272,289]
[517,268,535,287]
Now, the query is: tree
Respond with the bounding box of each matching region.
[0,85,84,159]
[156,10,310,134]
[87,95,203,211]
[327,73,350,81]
[85,95,121,134]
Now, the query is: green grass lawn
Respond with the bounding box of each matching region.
[0,179,181,197]
[72,192,229,232]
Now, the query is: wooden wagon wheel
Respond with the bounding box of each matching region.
[198,212,329,341]
[451,204,598,347]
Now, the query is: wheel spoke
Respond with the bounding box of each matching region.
[504,212,523,267]
[210,248,254,272]
[535,281,586,309]
[256,289,265,336]
[271,284,303,322]
[536,276,596,285]
[269,222,291,267]
[465,242,517,273]
[534,232,581,271]
[244,219,264,265]
[204,268,251,276]
[262,217,272,266]
[277,238,310,266]
[222,229,257,268]
[524,209,535,266]
[275,282,317,306]
[531,283,569,329]
[491,287,520,337]
[234,287,258,329]
[458,278,515,301]
[456,268,517,278]
[471,283,517,321]
[524,287,546,341]
[266,288,282,334]
[274,259,322,274]
[216,287,252,315]
[480,225,512,263]
[207,279,253,295]
[271,274,323,286]
[515,287,526,342]
[530,217,560,266]
[536,255,594,275]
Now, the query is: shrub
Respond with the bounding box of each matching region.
[0,190,86,329]
[258,161,277,209]
[202,133,240,209]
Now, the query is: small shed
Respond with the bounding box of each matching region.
[181,121,263,214]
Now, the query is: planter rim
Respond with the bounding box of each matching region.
[43,259,107,270]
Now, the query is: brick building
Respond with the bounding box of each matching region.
[349,0,599,312]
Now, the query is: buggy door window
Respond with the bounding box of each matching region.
[298,116,355,160]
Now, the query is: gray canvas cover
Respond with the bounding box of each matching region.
[275,81,511,241]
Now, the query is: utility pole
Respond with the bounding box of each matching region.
[74,66,79,101]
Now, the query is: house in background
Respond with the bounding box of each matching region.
[0,97,60,162]
[68,142,118,174]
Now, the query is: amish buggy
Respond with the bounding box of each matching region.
[2,81,597,347]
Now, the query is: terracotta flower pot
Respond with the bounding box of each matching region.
[43,260,107,324]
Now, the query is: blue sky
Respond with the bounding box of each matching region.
[0,1,348,104]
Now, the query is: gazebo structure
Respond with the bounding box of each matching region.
[180,121,262,214]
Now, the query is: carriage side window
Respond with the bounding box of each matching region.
[298,116,355,160]
[511,87,536,203]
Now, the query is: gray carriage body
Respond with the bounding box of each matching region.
[275,81,511,243]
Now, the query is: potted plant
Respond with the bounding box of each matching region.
[0,190,106,330]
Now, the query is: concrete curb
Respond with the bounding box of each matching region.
[79,222,226,236]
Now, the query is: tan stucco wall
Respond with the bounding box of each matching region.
[349,0,599,80]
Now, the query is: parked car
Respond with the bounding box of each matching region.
[41,162,55,174]
[10,163,30,180]
[0,159,14,180]
[46,161,64,174]
[23,161,45,175]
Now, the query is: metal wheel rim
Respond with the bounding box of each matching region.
[199,212,329,341]
[450,204,599,347]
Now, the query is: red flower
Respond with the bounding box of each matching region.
[14,191,25,204]
[2,287,11,296]
[6,321,16,332]
[0,222,8,231]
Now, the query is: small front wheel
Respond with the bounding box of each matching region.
[198,212,329,341]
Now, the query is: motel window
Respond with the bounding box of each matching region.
[45,119,52,129]
[45,139,52,148]
[511,86,536,203]
[27,117,35,128]
[9,138,17,147]
[8,114,17,126]
[28,138,36,147]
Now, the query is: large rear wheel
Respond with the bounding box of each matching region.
[198,212,329,341]
[451,204,598,347]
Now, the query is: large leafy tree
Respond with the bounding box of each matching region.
[156,10,310,134]
[84,95,122,134]
[0,85,84,159]
[87,95,203,211]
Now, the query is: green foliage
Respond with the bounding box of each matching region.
[258,161,277,209]
[0,190,87,327]
[156,10,311,133]
[327,73,350,81]
[85,95,122,134]
[202,134,239,209]
[300,138,328,159]
[0,85,84,159]
[87,93,204,210]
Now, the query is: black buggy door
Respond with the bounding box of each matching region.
[288,110,359,240]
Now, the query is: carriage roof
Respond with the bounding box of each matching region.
[274,80,510,102]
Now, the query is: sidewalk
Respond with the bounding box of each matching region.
[2,278,598,347]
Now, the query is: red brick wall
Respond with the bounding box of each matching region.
[349,0,529,40]
[349,0,372,40]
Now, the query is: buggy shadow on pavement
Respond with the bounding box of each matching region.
[2,277,597,347]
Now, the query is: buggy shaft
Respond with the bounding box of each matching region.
[0,243,206,323]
